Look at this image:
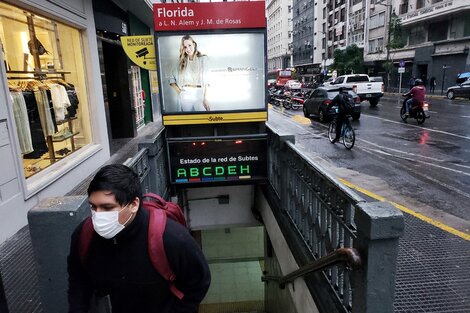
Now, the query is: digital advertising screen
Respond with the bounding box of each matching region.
[167,136,267,184]
[157,33,266,116]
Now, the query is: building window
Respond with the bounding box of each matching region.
[408,25,426,45]
[416,0,425,9]
[370,12,385,29]
[1,2,92,179]
[428,20,448,41]
[399,1,409,14]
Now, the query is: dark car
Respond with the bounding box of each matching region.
[303,86,361,122]
[456,72,470,84]
[446,79,470,100]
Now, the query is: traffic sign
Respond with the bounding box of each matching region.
[398,67,405,73]
[399,60,405,67]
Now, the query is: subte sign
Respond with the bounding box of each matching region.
[154,2,266,31]
[167,137,267,184]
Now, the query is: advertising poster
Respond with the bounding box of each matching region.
[158,33,265,114]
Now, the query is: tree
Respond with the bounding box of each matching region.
[330,44,365,75]
[389,14,406,50]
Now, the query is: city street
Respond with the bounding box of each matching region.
[268,94,470,234]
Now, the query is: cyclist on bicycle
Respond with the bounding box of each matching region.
[327,87,353,144]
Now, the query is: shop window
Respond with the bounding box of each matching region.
[0,2,92,179]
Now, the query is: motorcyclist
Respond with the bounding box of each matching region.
[327,87,353,143]
[403,78,426,116]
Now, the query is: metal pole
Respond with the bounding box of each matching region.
[399,72,402,94]
[440,65,446,96]
[385,1,393,92]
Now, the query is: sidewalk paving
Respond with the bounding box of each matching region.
[0,121,163,313]
[1,119,469,313]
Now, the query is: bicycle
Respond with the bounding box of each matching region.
[328,114,355,149]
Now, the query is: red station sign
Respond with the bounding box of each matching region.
[153,1,266,31]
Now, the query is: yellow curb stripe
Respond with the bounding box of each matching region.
[339,178,470,241]
[292,115,311,125]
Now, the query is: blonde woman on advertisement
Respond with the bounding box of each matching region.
[169,35,210,112]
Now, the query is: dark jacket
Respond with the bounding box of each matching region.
[327,92,352,114]
[68,207,211,313]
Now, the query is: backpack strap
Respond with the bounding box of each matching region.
[78,217,94,265]
[147,208,185,300]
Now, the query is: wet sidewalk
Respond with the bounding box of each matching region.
[1,120,469,313]
[0,122,163,313]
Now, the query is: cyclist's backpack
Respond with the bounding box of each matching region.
[343,93,355,111]
[78,192,187,299]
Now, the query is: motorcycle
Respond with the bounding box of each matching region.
[400,95,430,125]
[289,90,310,110]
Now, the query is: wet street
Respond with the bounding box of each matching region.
[267,93,470,234]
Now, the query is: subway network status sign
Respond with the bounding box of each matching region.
[167,136,267,184]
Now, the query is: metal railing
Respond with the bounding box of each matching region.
[265,125,403,313]
[123,127,169,198]
[262,247,361,289]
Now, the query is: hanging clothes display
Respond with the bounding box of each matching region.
[10,92,33,154]
[22,91,49,159]
[50,84,71,122]
[66,86,79,119]
[34,89,57,136]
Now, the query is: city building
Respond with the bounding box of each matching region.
[291,0,315,81]
[266,0,293,71]
[363,0,470,91]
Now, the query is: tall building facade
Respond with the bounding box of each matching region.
[267,0,293,71]
[363,0,470,90]
[291,0,315,80]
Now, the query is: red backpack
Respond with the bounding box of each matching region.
[78,193,187,299]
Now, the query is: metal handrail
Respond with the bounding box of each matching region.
[262,248,361,289]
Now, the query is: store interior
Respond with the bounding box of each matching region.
[0,2,92,178]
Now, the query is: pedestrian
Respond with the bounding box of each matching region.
[67,164,211,313]
[408,76,415,90]
[429,76,436,94]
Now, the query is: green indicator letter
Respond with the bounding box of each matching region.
[177,168,187,178]
[227,165,237,175]
[240,165,250,174]
[215,166,224,176]
[203,167,212,176]
[190,167,200,177]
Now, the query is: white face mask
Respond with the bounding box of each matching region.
[91,205,132,239]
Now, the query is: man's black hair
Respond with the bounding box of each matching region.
[87,164,142,206]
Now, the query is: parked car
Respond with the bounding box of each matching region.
[321,77,335,86]
[446,79,470,100]
[330,74,384,107]
[456,72,470,84]
[303,86,361,122]
[284,79,302,90]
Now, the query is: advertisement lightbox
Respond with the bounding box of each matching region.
[167,136,267,184]
[158,33,265,113]
[154,1,267,126]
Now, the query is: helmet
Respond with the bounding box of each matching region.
[338,87,347,93]
[414,79,424,86]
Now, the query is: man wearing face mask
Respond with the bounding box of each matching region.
[67,164,211,313]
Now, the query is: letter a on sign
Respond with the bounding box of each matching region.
[121,35,157,70]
